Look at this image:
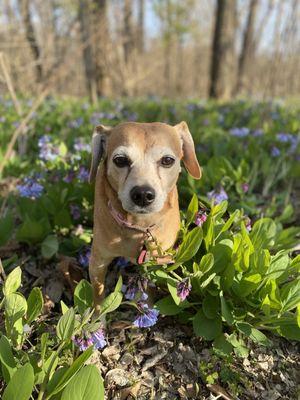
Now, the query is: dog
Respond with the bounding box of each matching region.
[89,121,201,311]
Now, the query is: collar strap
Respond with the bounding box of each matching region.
[108,201,156,234]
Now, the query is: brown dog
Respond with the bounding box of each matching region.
[89,121,201,311]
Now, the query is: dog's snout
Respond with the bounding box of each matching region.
[130,185,156,207]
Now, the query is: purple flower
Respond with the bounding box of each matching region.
[177,278,191,301]
[122,276,148,301]
[68,117,84,129]
[242,183,249,193]
[271,146,280,157]
[17,178,44,199]
[276,133,294,143]
[78,248,91,268]
[195,211,207,227]
[74,138,91,152]
[207,187,228,204]
[78,166,89,182]
[70,204,81,220]
[73,328,106,351]
[133,303,159,328]
[38,135,59,161]
[115,257,130,269]
[245,216,252,232]
[64,170,76,183]
[252,129,263,137]
[229,127,249,138]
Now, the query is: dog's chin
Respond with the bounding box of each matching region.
[121,203,163,216]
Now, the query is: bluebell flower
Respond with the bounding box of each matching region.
[64,170,75,183]
[229,127,249,138]
[115,257,130,269]
[74,138,91,152]
[252,129,263,137]
[78,166,89,182]
[122,276,148,301]
[207,187,228,204]
[73,328,106,351]
[68,117,84,129]
[177,278,191,301]
[276,133,294,143]
[242,183,249,193]
[38,135,59,161]
[271,146,280,157]
[70,204,81,220]
[133,303,159,328]
[17,178,44,199]
[78,247,91,268]
[194,211,207,227]
[90,329,106,349]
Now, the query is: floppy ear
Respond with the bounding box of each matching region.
[174,121,201,179]
[89,124,111,183]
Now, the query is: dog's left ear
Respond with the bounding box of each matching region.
[89,124,111,183]
[174,121,201,179]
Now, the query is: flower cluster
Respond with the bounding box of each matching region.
[73,138,91,152]
[122,276,148,301]
[78,247,91,268]
[177,278,191,301]
[38,135,59,161]
[133,303,159,328]
[207,187,228,204]
[72,328,106,351]
[17,177,44,199]
[194,210,207,227]
[229,127,249,138]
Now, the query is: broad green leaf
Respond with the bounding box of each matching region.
[250,218,277,249]
[167,278,181,305]
[74,280,93,315]
[210,241,232,274]
[26,287,43,324]
[41,235,59,259]
[211,201,228,219]
[266,254,290,281]
[100,291,123,316]
[3,363,34,400]
[0,213,14,247]
[61,365,104,400]
[280,278,300,313]
[40,332,49,365]
[114,275,123,293]
[186,194,198,226]
[47,346,94,397]
[5,293,27,346]
[193,309,222,340]
[56,307,75,341]
[176,227,203,264]
[202,295,219,319]
[220,294,234,325]
[236,322,271,346]
[61,300,69,314]
[216,210,240,238]
[213,334,233,356]
[3,267,22,296]
[155,296,182,316]
[16,216,51,244]
[0,335,17,383]
[199,253,214,274]
[275,319,300,340]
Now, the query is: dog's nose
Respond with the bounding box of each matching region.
[130,185,156,207]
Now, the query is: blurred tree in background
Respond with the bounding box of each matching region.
[0,0,299,101]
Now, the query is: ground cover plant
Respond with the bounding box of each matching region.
[0,97,299,399]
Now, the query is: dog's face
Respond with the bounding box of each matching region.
[89,122,201,215]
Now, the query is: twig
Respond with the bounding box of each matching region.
[0,258,7,281]
[0,53,22,115]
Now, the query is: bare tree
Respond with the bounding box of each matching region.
[123,0,134,66]
[235,0,259,94]
[209,0,237,99]
[137,0,145,53]
[78,0,97,102]
[18,0,43,83]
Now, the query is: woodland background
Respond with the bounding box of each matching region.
[0,0,299,103]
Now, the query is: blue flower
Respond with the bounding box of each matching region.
[276,133,294,143]
[115,257,130,269]
[229,127,249,138]
[122,276,148,301]
[207,187,228,204]
[38,135,59,161]
[74,138,91,152]
[77,166,89,182]
[70,204,81,220]
[252,129,263,137]
[90,329,106,349]
[64,170,76,183]
[271,146,281,157]
[78,248,91,268]
[17,178,44,199]
[73,328,106,351]
[133,303,159,328]
[68,117,84,129]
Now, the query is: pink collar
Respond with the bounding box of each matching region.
[107,200,156,234]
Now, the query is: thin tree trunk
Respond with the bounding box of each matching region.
[18,0,43,83]
[137,0,145,53]
[209,0,237,100]
[235,0,259,94]
[78,0,97,103]
[123,0,133,66]
[92,0,108,97]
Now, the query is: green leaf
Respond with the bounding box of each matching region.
[41,235,59,259]
[0,213,14,247]
[114,275,123,293]
[155,296,182,316]
[3,267,22,296]
[26,287,43,324]
[193,309,222,340]
[186,194,198,226]
[211,201,228,219]
[0,335,17,383]
[199,253,214,274]
[236,322,271,346]
[167,278,181,305]
[213,334,233,356]
[220,294,234,325]
[266,254,290,281]
[5,293,27,345]
[61,300,69,314]
[275,319,300,340]
[100,291,123,316]
[280,278,300,313]
[74,280,93,315]
[202,295,219,319]
[216,210,240,238]
[2,363,34,400]
[56,308,75,341]
[46,346,94,397]
[16,216,51,244]
[250,218,277,249]
[176,227,203,264]
[61,365,104,400]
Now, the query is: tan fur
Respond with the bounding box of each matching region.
[89,121,201,310]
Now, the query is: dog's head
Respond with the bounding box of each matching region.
[89,122,201,215]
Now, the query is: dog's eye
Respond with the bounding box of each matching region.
[113,155,131,168]
[160,156,175,167]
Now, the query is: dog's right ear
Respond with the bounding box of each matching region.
[89,125,111,183]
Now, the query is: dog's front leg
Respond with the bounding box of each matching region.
[89,257,113,313]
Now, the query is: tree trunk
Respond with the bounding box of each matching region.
[235,0,259,94]
[123,0,134,66]
[209,0,237,100]
[137,0,145,53]
[92,0,108,97]
[78,0,97,103]
[18,0,43,83]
